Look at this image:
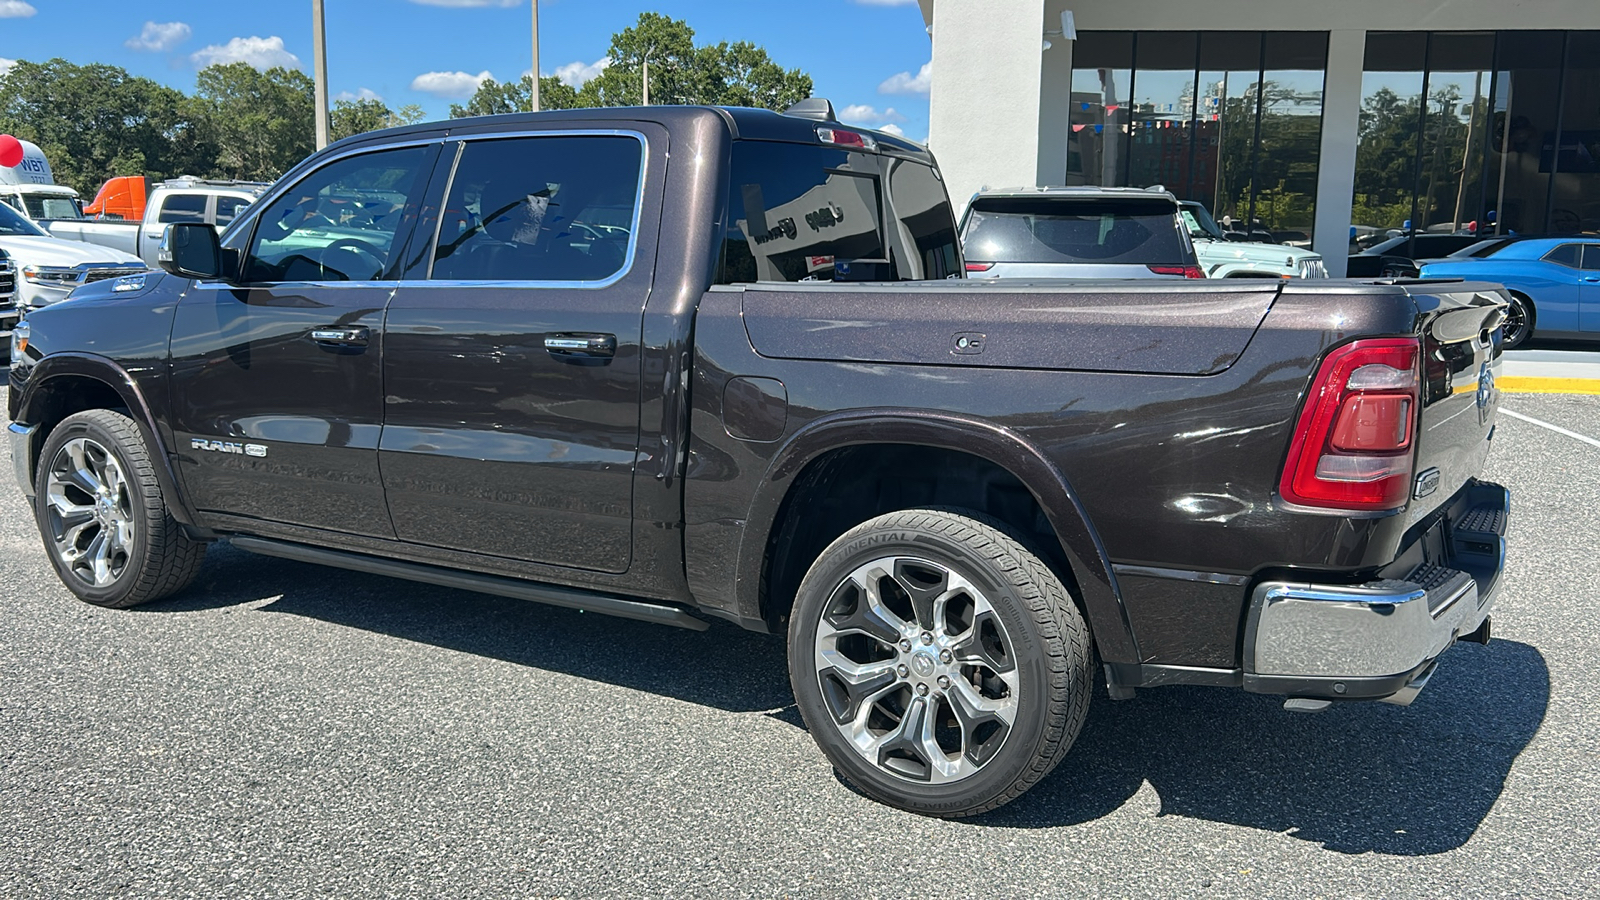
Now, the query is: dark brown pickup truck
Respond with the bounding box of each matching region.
[7,103,1509,817]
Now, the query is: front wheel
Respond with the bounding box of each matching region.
[33,409,208,608]
[1502,293,1534,351]
[788,509,1093,817]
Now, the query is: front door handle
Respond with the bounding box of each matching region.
[1583,276,1600,283]
[310,326,370,346]
[544,333,616,359]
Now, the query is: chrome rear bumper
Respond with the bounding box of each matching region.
[1242,481,1508,703]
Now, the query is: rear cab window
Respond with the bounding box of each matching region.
[961,196,1191,266]
[719,139,959,283]
[158,193,209,224]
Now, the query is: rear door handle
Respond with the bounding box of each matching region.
[310,327,370,346]
[544,333,616,359]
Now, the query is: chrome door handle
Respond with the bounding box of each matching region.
[1583,276,1600,283]
[544,333,616,359]
[310,327,370,345]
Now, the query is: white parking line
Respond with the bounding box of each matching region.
[1501,408,1600,450]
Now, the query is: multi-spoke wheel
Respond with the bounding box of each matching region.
[33,410,207,608]
[1501,293,1534,351]
[789,508,1093,817]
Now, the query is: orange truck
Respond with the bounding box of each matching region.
[84,175,150,221]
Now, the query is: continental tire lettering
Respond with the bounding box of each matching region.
[842,533,913,556]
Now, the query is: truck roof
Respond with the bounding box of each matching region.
[321,104,937,166]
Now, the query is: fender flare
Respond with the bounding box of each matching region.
[736,408,1140,664]
[13,352,204,530]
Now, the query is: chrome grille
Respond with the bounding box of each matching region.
[0,256,15,308]
[1297,257,1329,279]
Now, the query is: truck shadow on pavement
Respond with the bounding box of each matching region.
[155,544,1547,857]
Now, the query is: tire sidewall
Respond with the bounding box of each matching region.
[33,412,156,607]
[788,517,1060,815]
[1503,295,1532,350]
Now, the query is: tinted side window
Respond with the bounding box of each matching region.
[158,194,207,224]
[214,196,252,228]
[722,141,887,283]
[1582,244,1600,271]
[245,146,428,283]
[1544,243,1582,268]
[886,159,960,280]
[962,198,1189,266]
[429,135,642,283]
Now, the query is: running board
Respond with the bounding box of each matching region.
[229,536,710,631]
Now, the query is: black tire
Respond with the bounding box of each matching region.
[788,508,1093,817]
[1502,293,1534,351]
[33,409,207,608]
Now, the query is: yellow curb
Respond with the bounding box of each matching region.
[1498,376,1600,395]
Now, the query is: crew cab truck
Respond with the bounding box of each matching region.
[7,105,1510,817]
[44,178,267,267]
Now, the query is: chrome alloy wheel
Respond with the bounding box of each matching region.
[44,437,136,588]
[813,556,1020,784]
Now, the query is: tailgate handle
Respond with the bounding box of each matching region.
[309,327,370,346]
[544,333,617,359]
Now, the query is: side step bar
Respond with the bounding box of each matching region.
[229,536,710,632]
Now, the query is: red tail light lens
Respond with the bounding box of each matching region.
[965,262,995,273]
[816,127,876,151]
[1279,338,1420,511]
[1147,265,1207,279]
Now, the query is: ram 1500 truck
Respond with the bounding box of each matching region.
[6,104,1510,817]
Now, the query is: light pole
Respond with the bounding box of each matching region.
[312,0,329,148]
[641,53,650,105]
[530,0,540,112]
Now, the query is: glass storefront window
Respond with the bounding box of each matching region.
[1255,34,1328,245]
[1128,32,1198,195]
[1551,32,1600,234]
[1416,33,1495,235]
[1066,32,1133,189]
[1486,31,1566,235]
[1354,33,1426,244]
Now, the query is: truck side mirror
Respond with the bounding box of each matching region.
[158,223,223,279]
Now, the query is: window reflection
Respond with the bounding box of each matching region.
[1066,32,1132,188]
[1551,32,1600,234]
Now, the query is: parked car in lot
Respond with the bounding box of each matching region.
[1419,236,1600,349]
[8,103,1510,818]
[44,178,268,267]
[960,186,1204,278]
[0,200,146,312]
[1180,201,1327,278]
[1347,233,1487,278]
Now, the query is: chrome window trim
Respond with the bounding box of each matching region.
[420,128,650,291]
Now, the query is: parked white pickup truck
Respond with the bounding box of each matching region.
[44,178,268,267]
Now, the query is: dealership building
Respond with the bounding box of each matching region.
[920,0,1600,273]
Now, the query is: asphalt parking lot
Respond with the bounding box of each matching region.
[2,378,1598,898]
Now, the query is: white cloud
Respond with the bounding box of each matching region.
[125,21,192,53]
[335,88,384,103]
[0,1,37,18]
[878,62,932,95]
[191,36,302,71]
[410,70,493,98]
[553,57,609,88]
[0,57,15,77]
[879,123,906,137]
[408,0,520,6]
[840,104,905,125]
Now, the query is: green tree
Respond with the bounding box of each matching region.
[450,12,812,117]
[330,98,432,141]
[0,58,211,194]
[192,62,315,181]
[449,75,577,118]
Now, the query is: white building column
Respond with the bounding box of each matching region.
[927,0,1049,217]
[1312,29,1367,276]
[1038,35,1073,186]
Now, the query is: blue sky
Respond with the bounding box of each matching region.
[0,0,934,139]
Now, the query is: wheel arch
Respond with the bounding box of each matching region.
[13,353,203,529]
[739,409,1138,664]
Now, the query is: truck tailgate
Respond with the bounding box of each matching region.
[739,280,1280,376]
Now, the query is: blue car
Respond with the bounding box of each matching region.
[1419,237,1600,350]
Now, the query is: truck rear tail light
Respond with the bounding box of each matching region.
[965,262,994,273]
[1279,338,1420,512]
[1147,265,1206,279]
[817,127,877,151]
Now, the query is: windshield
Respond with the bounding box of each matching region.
[1179,203,1228,241]
[23,195,83,220]
[0,200,49,237]
[962,197,1188,266]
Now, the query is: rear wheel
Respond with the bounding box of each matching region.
[1502,293,1534,350]
[788,508,1093,817]
[34,410,207,608]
